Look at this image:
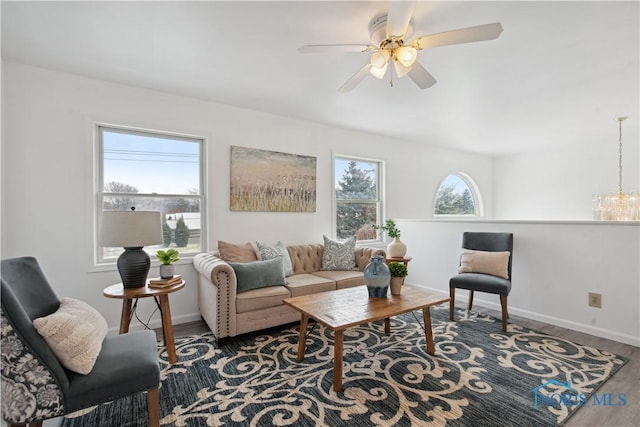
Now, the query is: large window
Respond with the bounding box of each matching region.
[97,125,205,264]
[434,173,481,216]
[334,156,382,240]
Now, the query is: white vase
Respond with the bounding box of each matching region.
[159,264,175,279]
[387,237,407,258]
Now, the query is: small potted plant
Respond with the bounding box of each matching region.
[156,249,180,278]
[388,261,408,295]
[373,219,407,258]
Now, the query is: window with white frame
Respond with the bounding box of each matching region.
[334,156,382,240]
[97,125,205,264]
[433,173,481,216]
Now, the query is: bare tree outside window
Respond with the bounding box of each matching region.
[103,181,139,210]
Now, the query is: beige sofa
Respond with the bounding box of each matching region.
[193,243,385,339]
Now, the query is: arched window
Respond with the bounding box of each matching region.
[434,173,482,216]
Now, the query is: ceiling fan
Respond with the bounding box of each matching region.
[298,2,503,92]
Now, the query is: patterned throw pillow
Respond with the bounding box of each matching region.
[256,241,294,276]
[33,298,108,375]
[321,235,357,271]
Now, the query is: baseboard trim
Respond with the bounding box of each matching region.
[110,291,640,348]
[409,282,640,347]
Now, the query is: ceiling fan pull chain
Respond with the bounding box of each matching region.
[390,70,394,87]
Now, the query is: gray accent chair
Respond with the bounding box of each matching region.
[449,232,514,332]
[1,257,160,427]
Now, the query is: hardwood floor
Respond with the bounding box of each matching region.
[167,308,639,427]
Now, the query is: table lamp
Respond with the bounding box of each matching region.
[100,208,163,288]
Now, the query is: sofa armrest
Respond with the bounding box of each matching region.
[193,252,235,283]
[192,253,238,339]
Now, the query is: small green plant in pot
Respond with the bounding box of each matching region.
[373,219,401,238]
[157,249,179,279]
[388,262,408,278]
[388,261,408,295]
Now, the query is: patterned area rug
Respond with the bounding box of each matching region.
[63,306,627,426]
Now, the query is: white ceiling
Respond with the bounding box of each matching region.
[2,1,638,156]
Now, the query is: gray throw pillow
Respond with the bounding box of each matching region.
[229,258,287,293]
[256,241,294,276]
[321,235,357,271]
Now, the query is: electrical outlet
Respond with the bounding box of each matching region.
[588,292,602,308]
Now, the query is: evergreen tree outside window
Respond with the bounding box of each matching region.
[434,173,481,216]
[334,157,382,240]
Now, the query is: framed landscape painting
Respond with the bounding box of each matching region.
[230,146,317,212]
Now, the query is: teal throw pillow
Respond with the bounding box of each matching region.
[321,235,357,271]
[229,258,287,293]
[256,241,294,276]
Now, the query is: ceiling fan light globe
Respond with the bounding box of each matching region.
[396,46,418,67]
[369,62,388,79]
[370,50,390,68]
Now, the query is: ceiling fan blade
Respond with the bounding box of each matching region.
[298,44,373,54]
[412,23,503,50]
[393,61,411,79]
[407,62,437,89]
[338,63,373,93]
[386,1,415,37]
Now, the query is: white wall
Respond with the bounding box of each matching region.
[493,132,640,220]
[396,219,640,346]
[1,62,492,331]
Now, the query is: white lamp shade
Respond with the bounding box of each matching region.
[370,50,390,68]
[99,210,163,248]
[369,62,388,79]
[396,46,417,67]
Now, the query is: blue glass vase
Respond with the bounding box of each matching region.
[364,255,390,298]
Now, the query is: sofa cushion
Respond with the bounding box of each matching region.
[321,235,357,271]
[312,270,365,290]
[285,273,336,297]
[256,241,294,277]
[236,285,291,313]
[218,241,258,262]
[458,249,510,280]
[230,258,287,293]
[32,297,108,375]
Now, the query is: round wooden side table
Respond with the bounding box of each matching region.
[385,256,412,266]
[103,280,185,364]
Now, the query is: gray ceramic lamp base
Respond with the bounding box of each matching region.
[117,247,151,288]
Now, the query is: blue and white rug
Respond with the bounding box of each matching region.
[63,306,628,426]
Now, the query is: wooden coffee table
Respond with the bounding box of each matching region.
[283,286,449,392]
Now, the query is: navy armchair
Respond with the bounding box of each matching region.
[1,257,160,427]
